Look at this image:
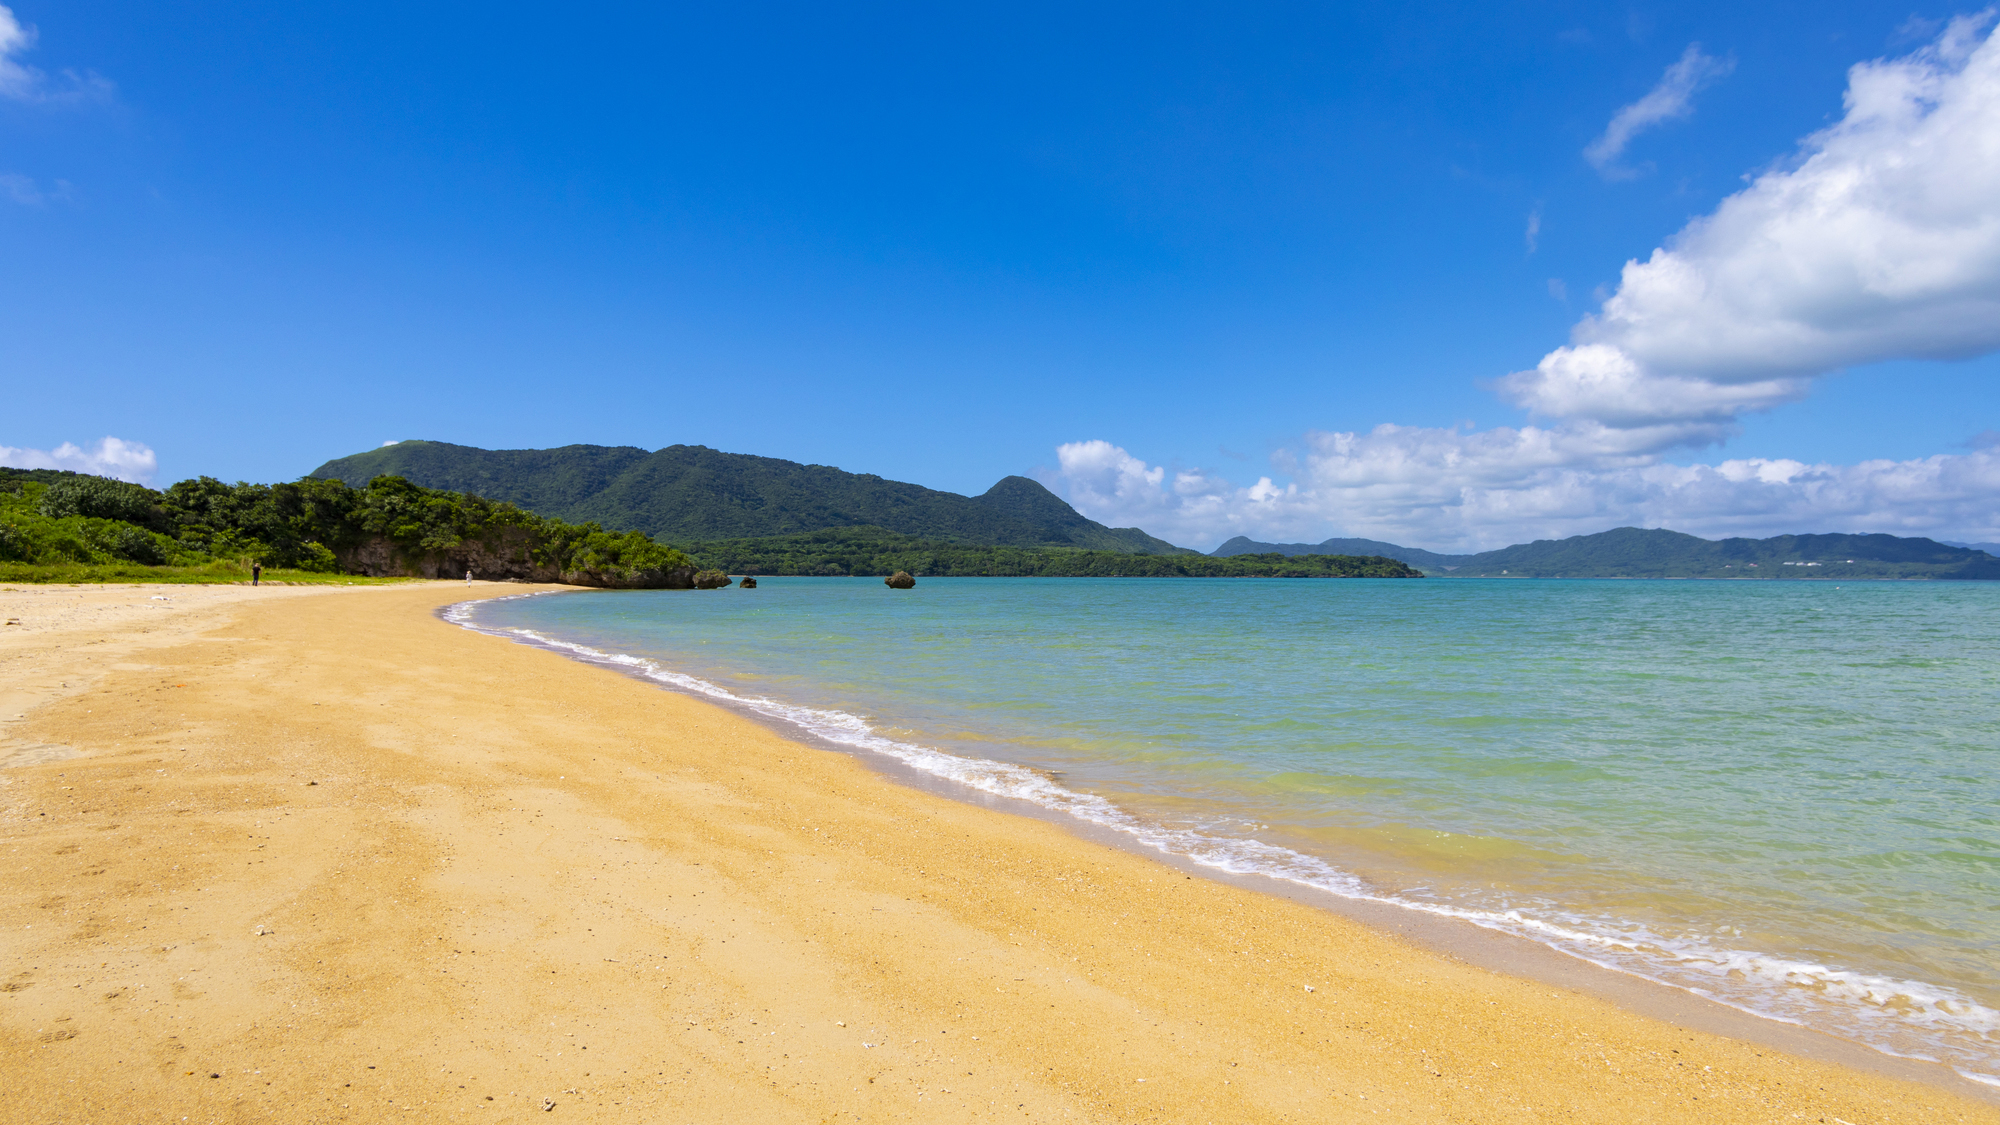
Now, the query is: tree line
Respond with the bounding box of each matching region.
[681,527,1422,578]
[0,469,687,581]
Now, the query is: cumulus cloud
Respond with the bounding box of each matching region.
[1526,14,2000,433]
[1050,20,2000,552]
[1054,440,1238,536]
[0,437,158,484]
[1053,435,2000,552]
[0,4,113,104]
[1585,43,1735,178]
[1500,344,1809,442]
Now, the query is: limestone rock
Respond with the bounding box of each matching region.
[738,576,757,588]
[693,569,732,589]
[885,571,915,589]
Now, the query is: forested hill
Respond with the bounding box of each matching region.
[1213,526,2000,580]
[312,441,1191,554]
[1211,535,1464,570]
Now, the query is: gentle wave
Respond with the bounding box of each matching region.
[444,595,2000,1086]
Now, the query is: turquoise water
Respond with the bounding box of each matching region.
[457,577,2000,1082]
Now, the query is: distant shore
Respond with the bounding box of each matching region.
[2,581,1992,1122]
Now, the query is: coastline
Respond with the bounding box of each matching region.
[2,582,1993,1123]
[459,585,2000,1100]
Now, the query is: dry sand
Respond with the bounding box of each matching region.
[1,581,1993,1124]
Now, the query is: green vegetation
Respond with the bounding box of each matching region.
[0,468,692,586]
[1211,534,1464,570]
[680,527,1422,578]
[1216,526,2000,580]
[311,440,1194,553]
[1,467,1426,586]
[23,461,1982,586]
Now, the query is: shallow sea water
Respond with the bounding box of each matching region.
[460,576,2000,1082]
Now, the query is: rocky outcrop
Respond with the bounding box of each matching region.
[334,532,696,589]
[738,576,757,588]
[693,569,732,589]
[885,571,915,589]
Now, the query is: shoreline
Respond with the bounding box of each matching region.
[2,581,1994,1122]
[454,587,2000,1103]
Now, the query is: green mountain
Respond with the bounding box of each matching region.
[311,441,1192,554]
[1213,526,2000,580]
[1211,534,1464,570]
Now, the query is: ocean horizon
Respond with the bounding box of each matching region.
[455,576,2000,1086]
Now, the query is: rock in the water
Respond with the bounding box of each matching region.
[738,576,757,588]
[693,569,732,589]
[885,571,915,589]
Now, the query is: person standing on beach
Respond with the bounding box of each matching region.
[466,568,473,586]
[252,563,261,586]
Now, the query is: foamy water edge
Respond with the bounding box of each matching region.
[446,592,1999,1087]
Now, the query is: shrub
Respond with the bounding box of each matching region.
[39,477,168,530]
[111,524,168,565]
[296,542,340,572]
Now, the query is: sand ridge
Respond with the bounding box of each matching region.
[0,581,1992,1123]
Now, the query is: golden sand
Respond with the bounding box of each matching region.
[1,581,1993,1123]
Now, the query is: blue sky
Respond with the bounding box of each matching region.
[4,2,1998,549]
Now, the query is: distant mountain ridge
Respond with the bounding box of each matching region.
[1211,535,1466,571]
[1213,527,2000,580]
[311,441,1193,554]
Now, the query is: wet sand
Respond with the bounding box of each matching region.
[1,581,1993,1123]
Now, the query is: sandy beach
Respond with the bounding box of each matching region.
[1,581,1993,1124]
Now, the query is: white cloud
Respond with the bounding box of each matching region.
[0,437,158,484]
[1524,209,1542,253]
[1585,43,1735,178]
[1054,440,1238,535]
[0,4,113,104]
[1049,20,2000,553]
[0,3,34,98]
[1053,435,2000,553]
[1499,343,1809,438]
[1538,14,2000,432]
